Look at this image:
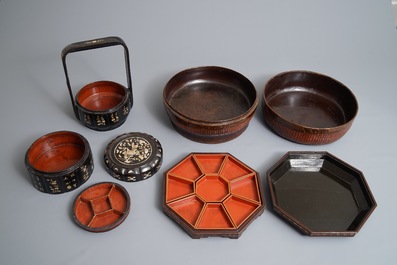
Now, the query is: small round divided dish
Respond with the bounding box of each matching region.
[262,71,358,144]
[76,80,128,112]
[163,66,258,144]
[73,182,130,232]
[163,153,265,239]
[25,131,93,194]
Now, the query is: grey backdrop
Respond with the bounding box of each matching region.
[1,1,396,264]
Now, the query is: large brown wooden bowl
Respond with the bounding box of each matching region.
[262,71,358,145]
[163,66,258,144]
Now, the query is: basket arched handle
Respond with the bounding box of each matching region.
[61,36,133,119]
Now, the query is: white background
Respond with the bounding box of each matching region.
[1,0,396,264]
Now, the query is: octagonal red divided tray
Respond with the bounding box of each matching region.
[162,153,265,239]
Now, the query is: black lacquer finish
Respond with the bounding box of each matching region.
[104,132,163,182]
[62,36,133,131]
[25,131,94,194]
[267,151,376,236]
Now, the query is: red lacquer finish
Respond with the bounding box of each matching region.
[25,131,93,194]
[62,36,133,131]
[163,153,265,239]
[73,182,130,232]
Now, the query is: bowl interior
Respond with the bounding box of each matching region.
[264,72,358,128]
[27,132,86,173]
[164,67,257,122]
[77,81,126,111]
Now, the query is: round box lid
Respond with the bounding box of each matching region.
[104,132,163,182]
[73,182,130,232]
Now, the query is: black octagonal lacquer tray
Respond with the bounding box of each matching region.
[267,151,376,236]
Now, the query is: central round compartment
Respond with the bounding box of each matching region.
[196,175,229,202]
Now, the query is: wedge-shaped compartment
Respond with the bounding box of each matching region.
[224,196,261,227]
[165,175,195,203]
[194,154,226,174]
[267,151,377,236]
[73,182,130,232]
[80,184,112,200]
[89,209,124,229]
[220,156,254,181]
[230,174,261,203]
[168,195,205,228]
[196,203,234,229]
[168,155,203,181]
[163,153,265,239]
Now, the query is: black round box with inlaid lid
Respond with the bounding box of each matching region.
[104,132,163,182]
